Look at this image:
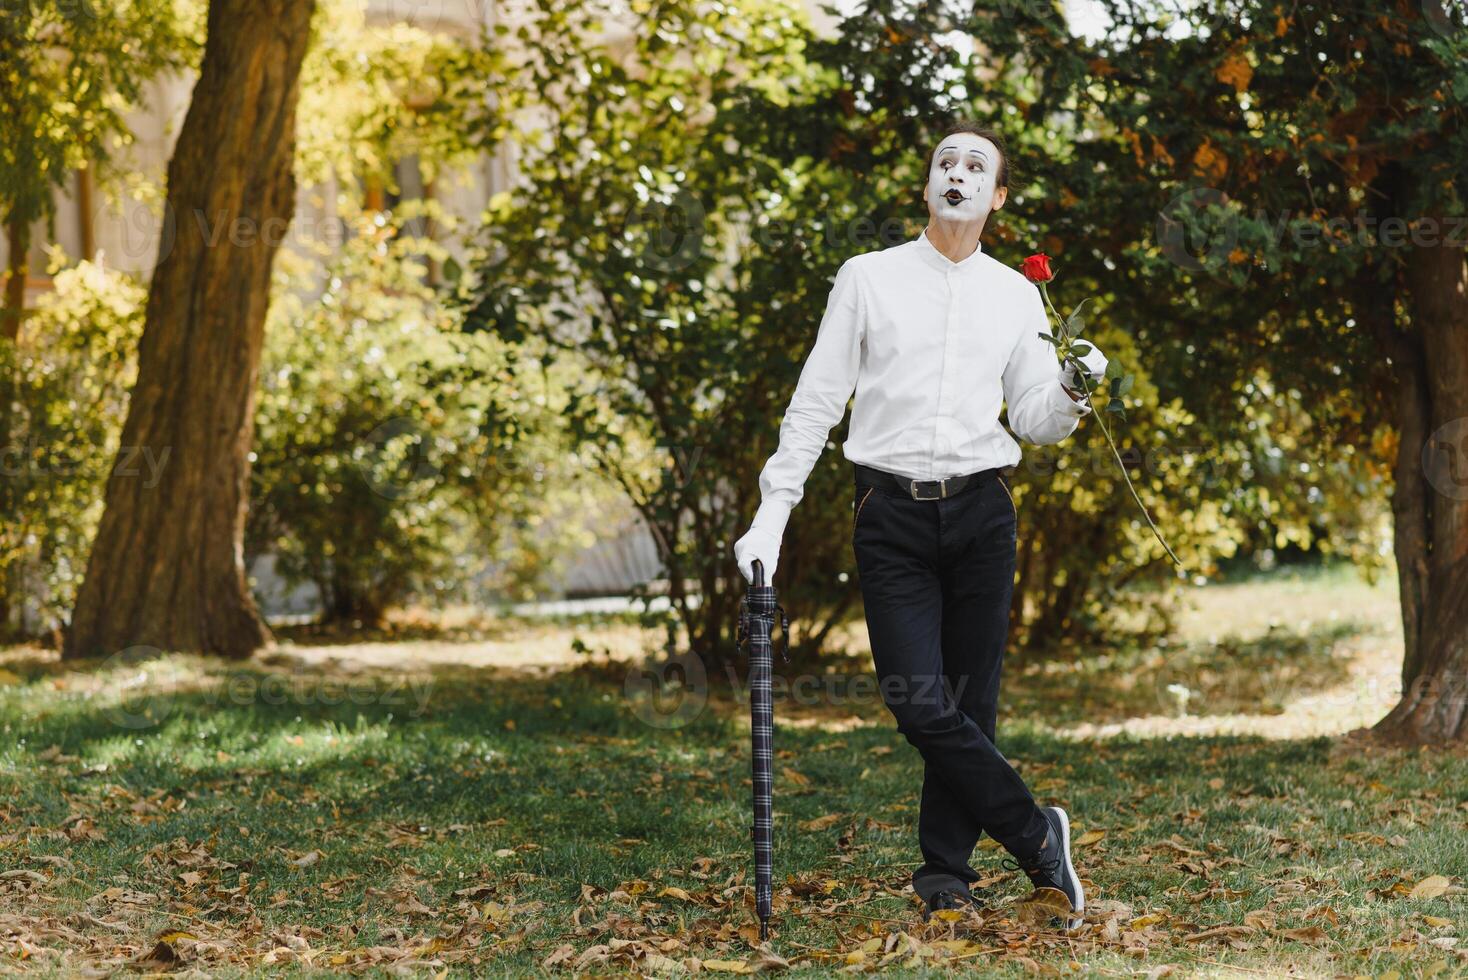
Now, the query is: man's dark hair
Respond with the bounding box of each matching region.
[925,121,1010,190]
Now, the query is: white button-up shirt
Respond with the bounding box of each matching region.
[755,228,1091,524]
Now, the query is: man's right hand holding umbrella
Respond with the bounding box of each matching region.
[734,500,785,584]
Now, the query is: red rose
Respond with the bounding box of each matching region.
[1021,253,1054,283]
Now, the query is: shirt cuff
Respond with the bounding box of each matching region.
[750,498,793,537]
[1052,378,1094,417]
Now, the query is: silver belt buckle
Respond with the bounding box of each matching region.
[909,478,944,501]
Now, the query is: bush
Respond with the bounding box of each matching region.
[248,205,548,624]
[0,250,145,637]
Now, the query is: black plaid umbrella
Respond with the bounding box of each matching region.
[736,558,788,942]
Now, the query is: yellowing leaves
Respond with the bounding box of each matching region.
[1123,129,1176,171]
[1215,51,1253,94]
[1192,139,1229,180]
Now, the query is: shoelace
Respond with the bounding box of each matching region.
[1001,853,1062,884]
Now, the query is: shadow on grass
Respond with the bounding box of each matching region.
[1002,619,1370,727]
[4,636,1465,979]
[5,612,1375,784]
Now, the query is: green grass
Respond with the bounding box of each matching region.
[0,574,1464,976]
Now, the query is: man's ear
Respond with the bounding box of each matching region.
[992,185,1009,211]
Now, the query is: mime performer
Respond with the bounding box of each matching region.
[734,121,1106,927]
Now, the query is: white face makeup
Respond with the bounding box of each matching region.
[925,132,1003,225]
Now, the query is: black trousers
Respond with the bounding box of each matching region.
[850,462,1050,903]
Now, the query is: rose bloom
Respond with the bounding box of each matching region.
[1021,253,1054,283]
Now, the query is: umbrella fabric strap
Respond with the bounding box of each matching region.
[854,462,1005,501]
[737,594,790,663]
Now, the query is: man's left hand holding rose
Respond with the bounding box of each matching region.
[1060,340,1108,400]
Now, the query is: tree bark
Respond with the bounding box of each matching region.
[3,216,28,342]
[1374,197,1468,744]
[64,0,316,660]
[1,215,27,633]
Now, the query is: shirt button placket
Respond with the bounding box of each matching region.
[933,269,960,482]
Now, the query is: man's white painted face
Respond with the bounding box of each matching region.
[925,132,1003,224]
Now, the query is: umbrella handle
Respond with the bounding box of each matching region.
[750,558,766,588]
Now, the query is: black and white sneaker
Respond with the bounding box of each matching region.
[1002,806,1085,930]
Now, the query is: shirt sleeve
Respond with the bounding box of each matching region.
[1001,283,1091,446]
[753,256,866,531]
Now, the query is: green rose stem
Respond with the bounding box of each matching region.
[1037,282,1184,570]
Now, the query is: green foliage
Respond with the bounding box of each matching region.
[0,251,145,635]
[465,0,1349,658]
[249,204,546,624]
[0,0,199,246]
[1007,318,1390,649]
[295,0,508,191]
[0,212,568,634]
[464,0,851,662]
[991,0,1460,633]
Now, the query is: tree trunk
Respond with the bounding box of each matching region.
[64,0,316,661]
[1374,198,1468,744]
[3,216,28,342]
[1,215,27,633]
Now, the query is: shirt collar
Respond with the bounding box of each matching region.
[914,226,985,273]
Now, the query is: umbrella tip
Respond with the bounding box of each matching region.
[759,921,769,941]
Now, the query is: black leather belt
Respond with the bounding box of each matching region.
[854,462,1005,501]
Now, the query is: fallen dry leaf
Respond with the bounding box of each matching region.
[798,813,842,832]
[1014,886,1073,927]
[1409,875,1452,900]
[703,957,754,973]
[780,767,810,787]
[1276,925,1329,945]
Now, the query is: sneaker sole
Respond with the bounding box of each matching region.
[1048,806,1084,931]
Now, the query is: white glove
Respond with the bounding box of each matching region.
[1060,339,1108,397]
[733,500,790,584]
